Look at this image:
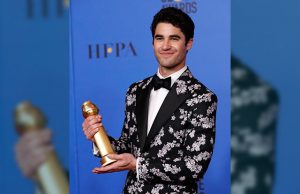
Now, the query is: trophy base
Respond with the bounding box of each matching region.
[101,155,117,167]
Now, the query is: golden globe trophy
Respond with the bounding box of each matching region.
[14,102,69,194]
[81,100,116,166]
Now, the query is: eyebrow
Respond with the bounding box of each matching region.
[154,34,163,38]
[170,35,181,39]
[154,34,181,39]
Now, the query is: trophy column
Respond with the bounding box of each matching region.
[82,100,116,166]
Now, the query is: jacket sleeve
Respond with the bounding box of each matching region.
[137,93,217,183]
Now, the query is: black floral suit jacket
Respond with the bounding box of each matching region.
[107,68,217,194]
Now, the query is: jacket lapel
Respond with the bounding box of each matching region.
[136,78,153,150]
[143,69,195,151]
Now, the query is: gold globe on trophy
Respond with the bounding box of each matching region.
[81,100,116,166]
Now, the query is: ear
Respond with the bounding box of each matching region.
[186,38,193,51]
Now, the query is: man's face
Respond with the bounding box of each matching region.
[153,22,193,74]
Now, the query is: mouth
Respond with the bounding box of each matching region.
[159,52,175,57]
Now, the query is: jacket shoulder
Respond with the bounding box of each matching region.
[126,75,153,94]
[191,78,218,103]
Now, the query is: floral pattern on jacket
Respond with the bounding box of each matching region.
[108,69,217,194]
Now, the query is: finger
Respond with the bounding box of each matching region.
[97,115,102,122]
[92,167,104,174]
[93,169,115,174]
[90,128,99,137]
[93,166,126,174]
[27,132,52,150]
[22,131,39,142]
[88,117,101,126]
[82,115,96,128]
[20,131,51,153]
[86,122,101,133]
[93,167,119,174]
[82,115,102,130]
[33,145,54,161]
[98,164,115,172]
[89,123,102,131]
[84,130,93,140]
[92,161,130,174]
[89,114,102,123]
[118,161,130,167]
[107,154,123,160]
[21,157,35,177]
[82,121,87,130]
[28,145,53,167]
[85,125,101,139]
[23,129,51,142]
[87,115,98,121]
[99,159,124,171]
[40,129,52,143]
[20,145,53,178]
[110,158,129,168]
[93,167,107,174]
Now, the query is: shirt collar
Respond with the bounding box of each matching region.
[157,66,187,86]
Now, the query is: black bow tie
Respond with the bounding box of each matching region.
[152,74,171,90]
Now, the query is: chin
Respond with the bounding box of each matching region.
[159,63,174,69]
[158,60,174,67]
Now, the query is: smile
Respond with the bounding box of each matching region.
[159,52,175,56]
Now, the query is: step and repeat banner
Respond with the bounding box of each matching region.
[70,1,230,194]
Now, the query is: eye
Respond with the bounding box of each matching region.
[171,37,180,41]
[155,36,163,41]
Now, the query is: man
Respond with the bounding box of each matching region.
[82,7,217,194]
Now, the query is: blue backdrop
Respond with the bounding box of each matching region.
[0,0,69,194]
[70,1,230,194]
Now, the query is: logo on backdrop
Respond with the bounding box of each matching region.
[161,0,198,14]
[88,42,137,59]
[26,0,67,19]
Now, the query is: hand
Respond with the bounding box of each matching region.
[82,115,103,142]
[14,129,53,179]
[92,153,137,174]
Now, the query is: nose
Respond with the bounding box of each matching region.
[162,40,171,50]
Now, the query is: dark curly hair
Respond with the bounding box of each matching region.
[151,7,195,44]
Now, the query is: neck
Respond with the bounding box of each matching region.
[159,63,186,77]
